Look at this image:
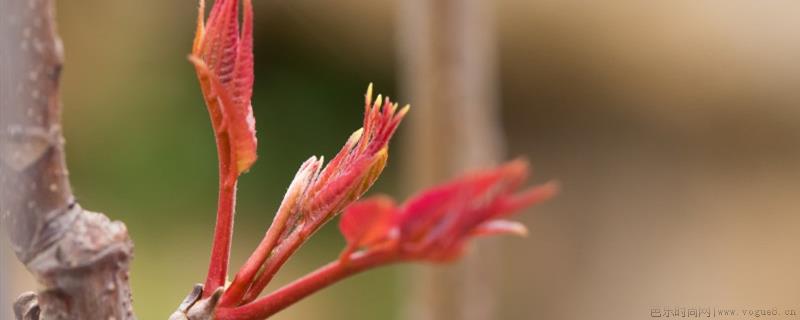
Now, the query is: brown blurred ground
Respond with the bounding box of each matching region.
[3,1,800,319]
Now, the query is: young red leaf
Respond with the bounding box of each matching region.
[301,84,408,226]
[338,159,558,262]
[191,0,257,175]
[338,195,397,259]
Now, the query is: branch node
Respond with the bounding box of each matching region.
[170,285,222,320]
[13,292,40,320]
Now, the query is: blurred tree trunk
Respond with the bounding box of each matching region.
[397,0,505,319]
[0,0,135,319]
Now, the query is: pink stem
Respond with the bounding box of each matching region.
[215,249,399,320]
[219,223,284,306]
[203,133,238,297]
[239,229,306,304]
[220,194,297,307]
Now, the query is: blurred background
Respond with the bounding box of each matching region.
[3,0,800,319]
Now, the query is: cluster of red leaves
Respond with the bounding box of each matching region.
[340,159,558,263]
[216,159,556,320]
[188,0,556,319]
[218,85,408,308]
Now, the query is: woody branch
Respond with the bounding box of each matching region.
[0,0,135,319]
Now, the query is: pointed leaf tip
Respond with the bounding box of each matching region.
[366,83,374,106]
[472,220,529,238]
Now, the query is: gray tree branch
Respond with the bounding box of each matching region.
[0,0,135,319]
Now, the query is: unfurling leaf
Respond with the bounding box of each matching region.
[220,85,409,307]
[289,84,408,234]
[338,195,397,259]
[338,159,558,262]
[191,0,257,175]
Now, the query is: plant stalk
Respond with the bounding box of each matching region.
[204,132,238,297]
[239,229,306,304]
[216,249,398,320]
[220,188,298,307]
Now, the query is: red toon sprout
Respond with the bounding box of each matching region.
[191,0,258,296]
[191,0,257,174]
[218,84,409,307]
[182,2,558,319]
[213,160,556,320]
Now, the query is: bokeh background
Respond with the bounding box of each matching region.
[3,0,800,319]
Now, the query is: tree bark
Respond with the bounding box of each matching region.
[397,0,505,319]
[0,0,135,319]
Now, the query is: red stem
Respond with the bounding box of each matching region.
[236,218,341,304]
[220,190,299,307]
[215,249,399,320]
[239,229,306,304]
[218,226,276,307]
[204,133,238,297]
